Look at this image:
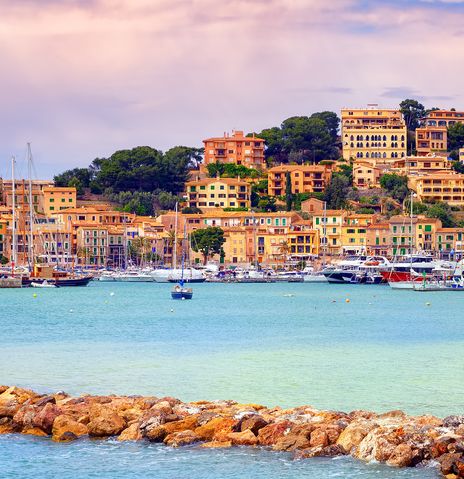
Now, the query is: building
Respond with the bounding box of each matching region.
[409,173,464,206]
[300,197,325,215]
[340,214,377,254]
[436,228,464,258]
[185,177,251,210]
[1,179,53,210]
[41,187,76,215]
[203,130,266,170]
[460,148,464,163]
[416,110,464,156]
[390,154,451,175]
[366,222,390,256]
[352,160,384,188]
[267,164,332,196]
[312,210,347,255]
[341,106,407,162]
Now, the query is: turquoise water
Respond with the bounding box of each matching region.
[2,281,462,478]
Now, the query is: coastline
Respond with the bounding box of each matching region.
[1,386,462,478]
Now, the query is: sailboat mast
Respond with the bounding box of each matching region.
[173,202,178,269]
[27,143,34,270]
[11,157,17,269]
[322,200,327,266]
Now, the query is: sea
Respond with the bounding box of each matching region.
[2,280,462,478]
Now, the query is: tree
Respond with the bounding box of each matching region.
[68,177,84,196]
[323,175,350,209]
[285,172,293,211]
[448,123,464,152]
[54,167,92,189]
[380,173,409,202]
[452,161,464,174]
[0,255,8,265]
[399,99,425,131]
[190,227,225,264]
[256,196,277,212]
[182,206,203,214]
[426,202,456,228]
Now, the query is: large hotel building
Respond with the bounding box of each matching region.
[341,106,407,162]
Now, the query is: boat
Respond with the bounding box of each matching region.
[322,256,390,284]
[31,280,58,288]
[171,220,193,299]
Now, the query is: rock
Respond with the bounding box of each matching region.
[0,387,38,418]
[52,415,88,441]
[239,415,268,435]
[118,423,143,442]
[310,428,329,448]
[0,418,16,434]
[355,429,401,463]
[336,422,372,453]
[32,403,62,434]
[444,416,464,428]
[258,421,292,446]
[386,443,413,467]
[295,444,347,459]
[273,425,314,451]
[87,404,126,437]
[226,430,258,446]
[22,427,48,437]
[454,457,464,477]
[439,453,463,475]
[144,425,168,442]
[164,430,200,447]
[150,401,173,416]
[431,436,457,458]
[200,440,232,449]
[33,396,57,408]
[195,417,236,441]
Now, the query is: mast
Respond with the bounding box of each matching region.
[11,157,17,270]
[322,200,327,266]
[410,191,414,283]
[173,202,178,269]
[27,143,34,270]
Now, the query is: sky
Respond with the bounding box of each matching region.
[1,0,464,179]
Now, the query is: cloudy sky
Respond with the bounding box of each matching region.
[1,0,463,178]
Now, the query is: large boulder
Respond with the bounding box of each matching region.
[195,417,237,441]
[273,424,314,451]
[118,423,143,442]
[164,430,200,447]
[32,403,62,434]
[87,404,126,437]
[226,430,258,446]
[0,418,16,434]
[386,443,413,467]
[239,415,268,435]
[257,421,292,446]
[0,387,38,418]
[52,415,88,441]
[336,421,373,453]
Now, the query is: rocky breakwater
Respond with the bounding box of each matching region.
[1,386,464,478]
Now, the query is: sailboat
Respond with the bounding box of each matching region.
[171,223,193,299]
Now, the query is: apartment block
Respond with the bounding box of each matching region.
[41,187,76,215]
[409,173,464,206]
[185,177,251,210]
[203,130,266,170]
[416,110,464,156]
[341,106,407,162]
[267,164,332,196]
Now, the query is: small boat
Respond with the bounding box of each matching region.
[171,282,193,300]
[31,280,58,288]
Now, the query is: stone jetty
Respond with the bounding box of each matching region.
[1,386,464,478]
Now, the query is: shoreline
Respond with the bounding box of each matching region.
[1,386,463,478]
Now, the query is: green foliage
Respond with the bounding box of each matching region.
[190,226,225,264]
[448,123,464,152]
[0,255,8,265]
[223,207,249,212]
[254,179,268,193]
[335,163,353,182]
[68,177,83,196]
[399,99,425,131]
[452,161,464,174]
[426,202,456,228]
[256,196,277,212]
[285,172,293,211]
[293,193,310,211]
[206,162,260,178]
[182,206,203,214]
[323,175,350,209]
[356,207,375,214]
[256,112,340,164]
[380,173,409,202]
[105,189,181,215]
[54,167,92,188]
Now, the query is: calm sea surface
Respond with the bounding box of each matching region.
[2,281,463,478]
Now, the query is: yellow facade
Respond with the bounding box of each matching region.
[409,173,464,206]
[341,107,407,162]
[340,214,376,253]
[352,160,383,188]
[222,228,247,264]
[186,177,251,210]
[42,187,76,215]
[312,210,347,255]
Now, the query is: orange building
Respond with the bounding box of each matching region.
[267,164,332,196]
[416,110,464,155]
[203,130,266,170]
[41,187,76,215]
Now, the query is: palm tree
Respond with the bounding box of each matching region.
[277,240,289,265]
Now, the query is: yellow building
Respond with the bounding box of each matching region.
[267,164,332,196]
[352,160,384,188]
[390,154,451,175]
[185,177,251,210]
[436,228,464,256]
[41,187,76,215]
[341,106,407,162]
[76,225,109,266]
[0,217,7,258]
[222,227,247,264]
[312,210,347,255]
[460,148,464,163]
[416,110,464,156]
[340,214,377,254]
[409,173,464,206]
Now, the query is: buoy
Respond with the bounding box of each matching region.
[69,309,73,313]
[170,308,174,312]
[426,302,431,306]
[345,298,350,303]
[110,292,115,297]
[332,300,336,303]
[33,293,37,298]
